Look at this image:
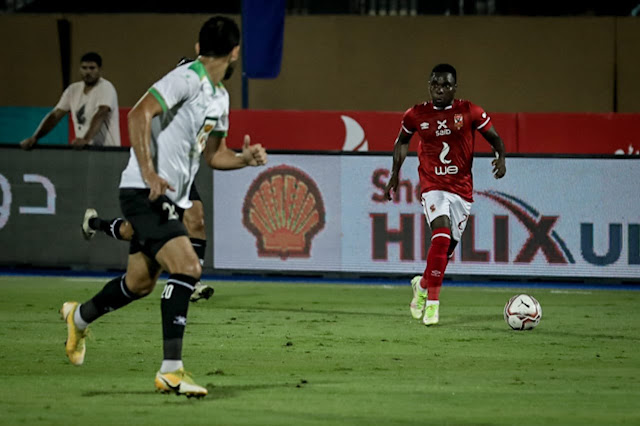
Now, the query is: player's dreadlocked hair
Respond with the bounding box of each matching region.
[199,16,240,58]
[431,64,457,82]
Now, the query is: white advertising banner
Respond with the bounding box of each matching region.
[213,155,342,271]
[214,155,640,279]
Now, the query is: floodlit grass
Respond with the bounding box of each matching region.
[0,276,638,425]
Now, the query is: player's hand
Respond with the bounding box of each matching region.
[146,173,175,201]
[492,156,506,179]
[384,173,399,201]
[241,135,268,166]
[71,138,90,149]
[19,136,37,151]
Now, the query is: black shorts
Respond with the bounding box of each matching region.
[188,182,201,202]
[119,188,187,258]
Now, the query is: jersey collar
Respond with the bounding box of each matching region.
[432,104,453,110]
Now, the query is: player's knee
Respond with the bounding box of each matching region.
[126,276,156,297]
[173,258,202,278]
[184,214,205,236]
[430,215,451,230]
[184,202,205,237]
[184,261,202,279]
[120,222,135,241]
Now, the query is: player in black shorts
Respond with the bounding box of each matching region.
[82,181,213,302]
[81,57,212,302]
[60,16,268,397]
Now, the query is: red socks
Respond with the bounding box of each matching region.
[420,227,451,301]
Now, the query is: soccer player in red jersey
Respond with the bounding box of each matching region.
[384,63,506,325]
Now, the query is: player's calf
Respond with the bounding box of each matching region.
[419,227,450,325]
[83,208,130,241]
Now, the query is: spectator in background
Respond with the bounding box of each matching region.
[19,52,120,149]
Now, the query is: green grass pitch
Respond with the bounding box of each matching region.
[0,276,638,425]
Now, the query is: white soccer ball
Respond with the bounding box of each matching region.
[503,294,542,330]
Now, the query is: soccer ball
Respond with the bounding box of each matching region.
[503,294,542,330]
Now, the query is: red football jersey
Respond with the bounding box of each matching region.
[401,99,493,202]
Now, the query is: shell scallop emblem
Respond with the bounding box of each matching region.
[242,165,326,259]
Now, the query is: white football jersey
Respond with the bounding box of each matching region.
[120,60,229,209]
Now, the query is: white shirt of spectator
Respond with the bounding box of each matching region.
[119,60,229,209]
[55,77,120,147]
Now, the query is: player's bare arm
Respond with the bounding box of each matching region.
[483,127,506,179]
[128,93,175,200]
[71,105,111,149]
[19,108,67,150]
[205,134,267,170]
[384,130,412,200]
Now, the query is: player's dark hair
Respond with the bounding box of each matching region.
[80,52,102,67]
[199,16,240,57]
[431,63,457,82]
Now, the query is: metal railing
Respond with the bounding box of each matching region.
[1,0,35,12]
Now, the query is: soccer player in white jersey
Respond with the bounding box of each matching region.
[20,52,120,149]
[81,58,219,303]
[60,17,267,397]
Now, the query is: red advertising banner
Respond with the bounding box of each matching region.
[225,110,518,154]
[517,113,640,155]
[114,108,639,155]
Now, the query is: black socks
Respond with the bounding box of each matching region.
[161,274,198,360]
[79,275,141,323]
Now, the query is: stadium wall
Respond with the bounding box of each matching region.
[0,147,638,281]
[1,15,640,112]
[4,108,640,156]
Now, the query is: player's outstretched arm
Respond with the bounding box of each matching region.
[19,108,67,150]
[384,130,412,201]
[128,93,174,200]
[483,127,506,179]
[205,134,267,170]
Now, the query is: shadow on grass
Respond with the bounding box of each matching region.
[443,315,639,341]
[215,305,407,319]
[82,381,308,400]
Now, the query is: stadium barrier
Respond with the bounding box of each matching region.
[3,108,640,156]
[1,146,638,281]
[0,147,212,270]
[213,153,639,280]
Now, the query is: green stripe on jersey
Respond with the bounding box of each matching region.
[211,130,228,137]
[189,60,215,91]
[148,88,168,112]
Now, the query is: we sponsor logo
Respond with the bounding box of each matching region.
[434,142,458,176]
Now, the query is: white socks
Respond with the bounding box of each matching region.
[74,305,89,330]
[160,360,184,373]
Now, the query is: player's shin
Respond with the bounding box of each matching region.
[160,274,198,372]
[423,227,451,301]
[78,274,141,326]
[90,217,126,240]
[190,238,207,266]
[189,238,215,302]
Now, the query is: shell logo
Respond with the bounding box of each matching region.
[242,165,326,259]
